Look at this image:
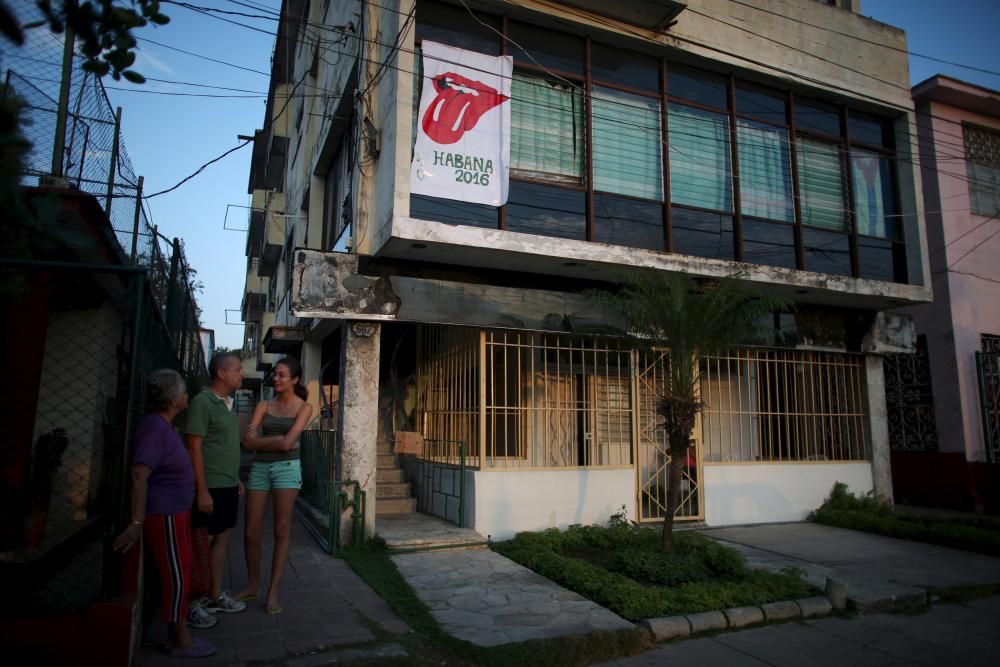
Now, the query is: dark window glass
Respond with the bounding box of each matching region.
[735,83,786,124]
[508,21,584,74]
[592,43,659,91]
[506,181,586,240]
[857,236,898,283]
[671,207,734,260]
[594,194,664,250]
[848,112,891,148]
[667,65,728,110]
[802,228,852,276]
[795,99,841,136]
[416,0,501,54]
[410,195,498,229]
[743,219,797,269]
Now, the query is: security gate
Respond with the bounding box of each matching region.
[977,347,1000,463]
[636,351,703,522]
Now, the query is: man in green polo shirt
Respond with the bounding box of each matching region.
[185,352,247,615]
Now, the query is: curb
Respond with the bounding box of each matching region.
[640,577,848,642]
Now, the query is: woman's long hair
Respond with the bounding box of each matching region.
[275,357,308,401]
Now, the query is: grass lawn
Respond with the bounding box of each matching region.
[492,518,817,622]
[810,483,1000,557]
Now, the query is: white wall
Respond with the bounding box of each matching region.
[470,469,635,541]
[703,463,873,526]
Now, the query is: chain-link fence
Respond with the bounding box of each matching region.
[0,1,209,618]
[2,0,150,258]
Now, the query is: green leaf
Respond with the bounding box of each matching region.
[122,70,146,84]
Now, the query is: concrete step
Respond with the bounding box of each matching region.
[377,468,405,483]
[377,482,410,498]
[377,454,399,469]
[377,497,416,514]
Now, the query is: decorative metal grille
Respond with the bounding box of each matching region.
[977,335,1000,462]
[481,330,633,469]
[416,326,481,468]
[885,335,938,452]
[702,348,870,461]
[636,351,702,522]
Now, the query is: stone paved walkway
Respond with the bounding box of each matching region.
[391,548,633,647]
[140,503,410,666]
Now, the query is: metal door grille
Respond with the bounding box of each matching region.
[885,335,938,452]
[636,351,702,522]
[977,337,1000,462]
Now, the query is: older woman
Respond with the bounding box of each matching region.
[114,369,218,659]
[238,357,313,615]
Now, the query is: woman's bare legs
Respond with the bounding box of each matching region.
[237,489,268,600]
[265,488,298,612]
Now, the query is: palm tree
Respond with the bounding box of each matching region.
[593,269,791,554]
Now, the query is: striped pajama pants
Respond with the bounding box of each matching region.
[144,511,193,624]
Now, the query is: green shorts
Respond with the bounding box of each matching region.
[247,459,302,491]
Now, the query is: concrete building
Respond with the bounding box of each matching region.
[890,76,1000,512]
[241,0,932,542]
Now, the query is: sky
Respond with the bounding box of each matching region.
[4,0,1000,351]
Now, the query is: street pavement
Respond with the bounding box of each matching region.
[139,506,410,666]
[595,594,1000,666]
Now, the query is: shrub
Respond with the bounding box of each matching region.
[810,482,1000,557]
[609,548,711,586]
[494,521,817,621]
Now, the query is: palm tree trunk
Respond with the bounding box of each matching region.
[659,444,688,553]
[658,396,699,554]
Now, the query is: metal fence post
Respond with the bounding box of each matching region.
[51,23,75,176]
[164,238,181,333]
[130,176,144,262]
[105,107,122,216]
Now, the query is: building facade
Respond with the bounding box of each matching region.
[242,0,932,541]
[890,76,1000,512]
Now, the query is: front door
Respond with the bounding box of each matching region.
[635,351,703,522]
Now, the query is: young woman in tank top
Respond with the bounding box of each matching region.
[238,357,313,614]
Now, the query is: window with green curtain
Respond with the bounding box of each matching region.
[851,149,894,238]
[593,87,662,200]
[797,138,846,231]
[668,104,732,212]
[737,119,793,221]
[511,74,584,183]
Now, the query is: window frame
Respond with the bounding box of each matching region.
[409,0,906,283]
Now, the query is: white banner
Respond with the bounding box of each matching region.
[410,41,512,207]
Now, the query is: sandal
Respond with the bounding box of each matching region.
[266,601,283,615]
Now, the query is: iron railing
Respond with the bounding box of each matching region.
[976,351,1000,463]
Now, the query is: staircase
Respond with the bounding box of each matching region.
[375,396,416,515]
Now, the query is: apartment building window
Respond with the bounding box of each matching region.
[409,0,906,283]
[510,75,584,183]
[323,130,353,251]
[964,124,1000,216]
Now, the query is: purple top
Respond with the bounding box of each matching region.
[132,414,196,516]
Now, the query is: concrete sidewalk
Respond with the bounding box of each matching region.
[139,506,410,666]
[700,522,1000,612]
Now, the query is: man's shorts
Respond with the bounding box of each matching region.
[247,459,302,492]
[192,486,239,535]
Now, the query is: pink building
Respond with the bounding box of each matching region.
[893,76,1000,512]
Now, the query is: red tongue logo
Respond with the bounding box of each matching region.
[422,72,509,145]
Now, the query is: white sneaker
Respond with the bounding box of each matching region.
[203,590,247,614]
[188,603,219,628]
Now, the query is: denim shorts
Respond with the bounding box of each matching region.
[247,459,302,491]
